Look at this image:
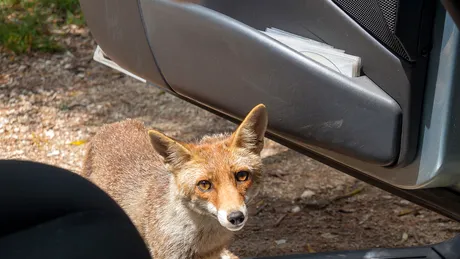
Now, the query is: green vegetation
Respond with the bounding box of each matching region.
[0,0,84,54]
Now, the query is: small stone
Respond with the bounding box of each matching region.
[65,51,75,58]
[275,239,287,245]
[301,190,316,199]
[291,206,301,213]
[47,150,60,157]
[45,129,55,139]
[338,208,355,213]
[321,233,337,239]
[20,126,29,133]
[400,200,410,205]
[12,150,25,155]
[401,232,408,242]
[18,65,27,72]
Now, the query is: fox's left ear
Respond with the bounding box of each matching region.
[148,130,191,168]
[231,104,268,154]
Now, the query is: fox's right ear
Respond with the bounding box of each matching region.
[148,130,191,167]
[231,104,268,154]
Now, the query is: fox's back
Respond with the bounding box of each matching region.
[82,119,169,233]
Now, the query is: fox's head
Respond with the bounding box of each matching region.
[148,104,268,231]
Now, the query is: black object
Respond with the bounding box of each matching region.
[0,160,459,258]
[332,0,435,62]
[247,235,460,259]
[0,160,151,259]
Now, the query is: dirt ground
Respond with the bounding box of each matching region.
[1,30,460,258]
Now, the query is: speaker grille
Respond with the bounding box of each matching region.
[378,0,398,33]
[332,0,411,61]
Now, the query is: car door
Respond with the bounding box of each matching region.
[79,0,460,221]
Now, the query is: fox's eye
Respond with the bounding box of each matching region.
[235,171,249,182]
[197,180,212,191]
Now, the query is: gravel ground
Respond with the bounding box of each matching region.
[1,30,460,258]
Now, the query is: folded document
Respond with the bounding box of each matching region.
[261,27,361,78]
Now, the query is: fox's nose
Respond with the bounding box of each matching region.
[227,211,245,226]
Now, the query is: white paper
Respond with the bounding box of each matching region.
[261,28,361,77]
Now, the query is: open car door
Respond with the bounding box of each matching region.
[79,0,460,233]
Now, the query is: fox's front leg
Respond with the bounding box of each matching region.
[220,249,239,259]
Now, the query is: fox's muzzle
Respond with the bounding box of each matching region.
[216,205,248,231]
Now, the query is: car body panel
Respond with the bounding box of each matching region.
[139,0,402,166]
[79,0,460,221]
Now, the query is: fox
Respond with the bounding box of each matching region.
[82,104,268,259]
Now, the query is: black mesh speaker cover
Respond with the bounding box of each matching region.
[378,0,398,33]
[332,0,411,61]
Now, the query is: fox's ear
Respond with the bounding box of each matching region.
[231,104,268,154]
[148,130,191,166]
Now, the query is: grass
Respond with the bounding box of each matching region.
[0,0,85,54]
